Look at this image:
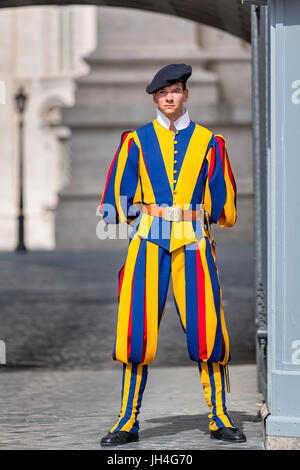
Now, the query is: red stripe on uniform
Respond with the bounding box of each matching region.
[216,136,236,196]
[127,137,134,153]
[100,131,131,213]
[140,267,147,364]
[127,268,135,360]
[208,145,216,180]
[196,242,207,360]
[100,146,120,213]
[121,131,131,145]
[215,136,225,171]
[118,262,126,301]
[225,149,236,196]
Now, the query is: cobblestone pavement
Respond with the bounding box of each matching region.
[0,364,264,450]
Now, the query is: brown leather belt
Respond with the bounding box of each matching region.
[139,203,205,223]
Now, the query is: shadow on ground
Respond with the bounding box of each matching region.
[140,411,257,441]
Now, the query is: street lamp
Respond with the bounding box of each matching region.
[14,87,28,252]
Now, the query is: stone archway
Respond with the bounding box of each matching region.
[0,0,251,41]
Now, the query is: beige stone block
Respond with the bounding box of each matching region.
[265,435,300,450]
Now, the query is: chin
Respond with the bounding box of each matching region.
[163,108,177,116]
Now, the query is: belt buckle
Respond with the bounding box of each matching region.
[164,205,182,222]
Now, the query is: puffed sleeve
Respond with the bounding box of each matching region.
[203,134,237,227]
[99,131,141,225]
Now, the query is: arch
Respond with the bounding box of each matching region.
[0,0,251,42]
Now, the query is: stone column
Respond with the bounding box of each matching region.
[264,0,300,450]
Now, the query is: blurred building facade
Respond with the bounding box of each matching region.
[0,5,97,249]
[0,5,252,250]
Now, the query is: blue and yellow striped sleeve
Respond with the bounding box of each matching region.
[203,135,237,227]
[99,131,141,225]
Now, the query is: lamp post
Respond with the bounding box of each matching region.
[14,87,28,252]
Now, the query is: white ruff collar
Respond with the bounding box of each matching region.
[156,107,190,131]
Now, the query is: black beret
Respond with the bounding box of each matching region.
[146,63,192,94]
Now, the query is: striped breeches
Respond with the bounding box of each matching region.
[110,362,236,433]
[110,236,235,433]
[113,235,230,365]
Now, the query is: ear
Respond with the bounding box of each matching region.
[183,88,189,103]
[152,92,157,105]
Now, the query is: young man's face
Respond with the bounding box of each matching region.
[153,82,189,120]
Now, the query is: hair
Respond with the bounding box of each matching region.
[155,81,187,95]
[181,81,187,91]
[170,80,187,91]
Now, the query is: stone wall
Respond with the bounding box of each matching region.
[0,5,97,249]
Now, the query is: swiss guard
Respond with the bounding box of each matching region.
[99,64,246,446]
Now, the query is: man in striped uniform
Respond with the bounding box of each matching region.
[99,64,246,446]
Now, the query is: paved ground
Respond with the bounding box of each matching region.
[0,242,265,450]
[0,364,263,450]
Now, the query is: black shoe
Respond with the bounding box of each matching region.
[210,427,246,443]
[100,430,139,446]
